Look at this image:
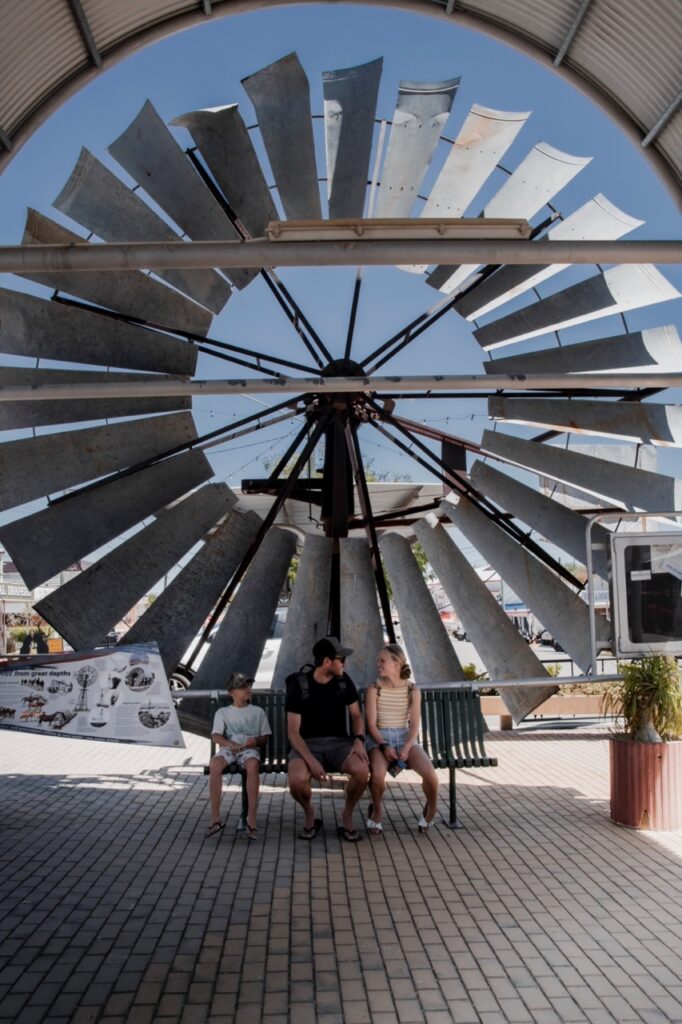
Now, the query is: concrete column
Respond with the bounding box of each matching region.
[339,537,385,689]
[380,531,464,683]
[469,460,611,579]
[480,428,682,513]
[123,510,262,674]
[272,534,332,690]
[192,527,296,689]
[442,497,611,671]
[413,517,555,723]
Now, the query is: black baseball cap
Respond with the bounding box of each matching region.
[312,636,353,662]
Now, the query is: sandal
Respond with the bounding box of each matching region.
[205,821,224,838]
[337,825,363,843]
[367,818,383,836]
[243,824,257,841]
[298,817,323,841]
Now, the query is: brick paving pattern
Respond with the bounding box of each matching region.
[1,725,681,1023]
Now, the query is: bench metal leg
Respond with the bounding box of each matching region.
[442,767,464,830]
[237,773,248,831]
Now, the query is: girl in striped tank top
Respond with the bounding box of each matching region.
[365,643,439,835]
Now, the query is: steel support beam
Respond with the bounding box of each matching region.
[3,372,682,403]
[0,239,678,273]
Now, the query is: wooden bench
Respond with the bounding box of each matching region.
[204,686,497,830]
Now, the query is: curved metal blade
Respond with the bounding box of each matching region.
[108,100,255,290]
[413,516,554,722]
[483,324,682,376]
[191,527,297,688]
[0,410,199,513]
[480,428,682,512]
[469,459,611,578]
[323,57,383,219]
[54,148,231,314]
[0,449,214,589]
[0,367,189,430]
[20,210,212,336]
[428,141,592,293]
[456,194,643,319]
[474,264,680,349]
[442,495,610,671]
[34,483,235,650]
[121,509,261,673]
[0,287,197,375]
[171,104,277,238]
[241,53,322,221]
[375,76,460,219]
[489,396,682,447]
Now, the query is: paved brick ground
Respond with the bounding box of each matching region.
[1,725,681,1023]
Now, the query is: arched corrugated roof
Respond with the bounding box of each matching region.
[0,0,680,198]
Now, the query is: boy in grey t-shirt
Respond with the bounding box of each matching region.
[207,672,272,840]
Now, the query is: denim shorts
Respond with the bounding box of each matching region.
[367,726,410,752]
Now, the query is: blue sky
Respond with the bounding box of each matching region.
[0,3,680,547]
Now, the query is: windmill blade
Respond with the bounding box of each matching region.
[375,76,460,219]
[241,53,322,221]
[428,141,592,293]
[0,450,215,589]
[0,287,197,375]
[489,396,682,447]
[380,531,465,681]
[0,410,199,513]
[0,367,189,430]
[339,537,385,685]
[54,148,231,314]
[34,483,234,651]
[192,527,297,689]
[109,100,256,290]
[273,534,331,689]
[474,264,680,349]
[413,517,554,723]
[121,509,261,674]
[469,459,611,578]
[400,104,529,275]
[171,105,277,238]
[455,194,643,319]
[480,428,682,513]
[442,495,611,671]
[484,324,682,376]
[323,57,383,219]
[20,210,212,336]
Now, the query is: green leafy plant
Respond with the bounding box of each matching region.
[462,663,489,682]
[603,655,682,742]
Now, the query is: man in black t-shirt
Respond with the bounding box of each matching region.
[286,636,369,842]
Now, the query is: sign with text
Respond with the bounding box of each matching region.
[0,644,184,748]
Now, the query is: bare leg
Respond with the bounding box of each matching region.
[288,757,315,830]
[407,746,439,821]
[368,748,389,824]
[340,751,369,832]
[208,755,225,824]
[244,758,260,831]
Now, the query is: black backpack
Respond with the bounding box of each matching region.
[285,664,347,700]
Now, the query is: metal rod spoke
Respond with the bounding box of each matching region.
[344,404,395,643]
[48,396,303,508]
[185,407,333,667]
[344,271,363,361]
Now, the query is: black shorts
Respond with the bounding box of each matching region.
[288,736,353,772]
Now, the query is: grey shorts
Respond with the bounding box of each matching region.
[289,736,353,773]
[216,748,260,768]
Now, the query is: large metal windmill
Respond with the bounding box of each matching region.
[0,52,679,728]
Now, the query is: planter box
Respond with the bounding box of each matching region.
[609,735,682,830]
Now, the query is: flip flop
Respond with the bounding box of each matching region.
[337,825,363,843]
[298,817,323,841]
[205,821,224,838]
[243,824,258,841]
[367,818,383,836]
